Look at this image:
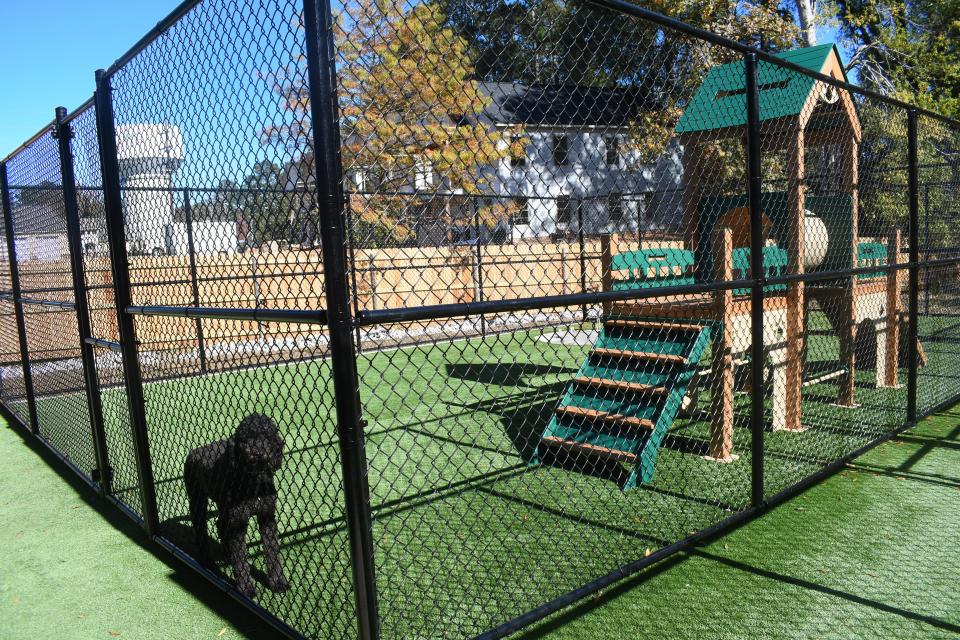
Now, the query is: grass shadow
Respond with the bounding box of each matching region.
[3,414,279,639]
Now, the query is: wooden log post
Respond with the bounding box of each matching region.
[838,138,859,406]
[882,229,901,387]
[709,226,735,461]
[837,287,857,405]
[680,138,701,252]
[784,125,805,431]
[599,233,616,317]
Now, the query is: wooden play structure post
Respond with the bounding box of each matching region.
[784,125,806,429]
[600,233,616,316]
[681,141,701,251]
[838,139,859,406]
[710,227,734,460]
[884,229,901,387]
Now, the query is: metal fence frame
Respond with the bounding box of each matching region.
[1,0,960,638]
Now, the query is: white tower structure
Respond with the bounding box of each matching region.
[116,124,184,255]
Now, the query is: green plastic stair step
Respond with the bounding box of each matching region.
[546,423,646,457]
[605,319,704,333]
[554,406,655,430]
[594,334,692,355]
[590,347,687,365]
[541,436,637,463]
[573,376,668,396]
[535,313,714,490]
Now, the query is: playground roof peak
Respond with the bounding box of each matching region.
[675,43,851,135]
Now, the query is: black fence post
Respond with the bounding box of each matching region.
[183,189,208,374]
[94,69,161,535]
[577,198,588,323]
[55,106,112,494]
[0,162,39,433]
[302,0,381,638]
[474,202,486,336]
[906,109,920,424]
[745,52,765,507]
[923,183,930,316]
[345,198,363,353]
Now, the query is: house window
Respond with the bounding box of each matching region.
[553,134,569,167]
[509,136,526,169]
[414,157,434,189]
[511,197,530,225]
[556,195,572,226]
[608,192,624,223]
[605,136,620,167]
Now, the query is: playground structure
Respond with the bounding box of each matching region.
[538,44,911,488]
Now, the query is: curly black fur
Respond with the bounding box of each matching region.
[184,413,288,597]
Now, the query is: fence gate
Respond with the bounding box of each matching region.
[0,116,104,489]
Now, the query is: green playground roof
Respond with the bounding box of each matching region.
[675,43,848,134]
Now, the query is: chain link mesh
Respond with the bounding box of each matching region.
[1,0,960,638]
[5,132,98,478]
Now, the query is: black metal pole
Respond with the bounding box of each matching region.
[745,52,765,507]
[474,201,486,337]
[344,197,363,353]
[94,69,160,535]
[0,163,39,433]
[577,198,588,323]
[55,106,112,494]
[302,0,381,637]
[907,109,920,425]
[923,183,930,316]
[183,189,208,373]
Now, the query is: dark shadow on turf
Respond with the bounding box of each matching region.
[446,362,576,387]
[3,418,279,639]
[692,551,960,635]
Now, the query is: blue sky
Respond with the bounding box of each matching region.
[0,0,845,171]
[0,0,181,156]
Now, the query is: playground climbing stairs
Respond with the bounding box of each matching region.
[537,318,712,490]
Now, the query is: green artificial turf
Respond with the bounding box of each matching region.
[0,417,277,640]
[2,309,960,639]
[521,411,960,640]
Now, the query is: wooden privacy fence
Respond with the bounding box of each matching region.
[3,234,678,364]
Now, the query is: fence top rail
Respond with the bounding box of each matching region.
[1,120,56,166]
[100,0,203,79]
[61,98,95,125]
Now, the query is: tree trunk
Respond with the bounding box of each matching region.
[796,0,817,47]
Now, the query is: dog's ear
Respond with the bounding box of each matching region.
[270,433,284,473]
[226,436,238,470]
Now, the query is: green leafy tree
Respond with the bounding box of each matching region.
[266,0,520,246]
[440,0,801,167]
[835,1,960,239]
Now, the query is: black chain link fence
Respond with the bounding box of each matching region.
[2,0,960,638]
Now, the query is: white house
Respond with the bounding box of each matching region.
[345,83,684,245]
[477,82,683,240]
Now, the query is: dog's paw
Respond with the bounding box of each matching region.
[266,574,290,593]
[237,581,258,599]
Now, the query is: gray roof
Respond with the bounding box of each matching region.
[11,203,64,236]
[477,82,649,128]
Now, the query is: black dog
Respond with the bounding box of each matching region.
[184,413,289,597]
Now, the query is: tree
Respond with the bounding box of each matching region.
[267,0,519,246]
[835,1,960,238]
[837,0,960,114]
[338,0,520,245]
[794,0,819,45]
